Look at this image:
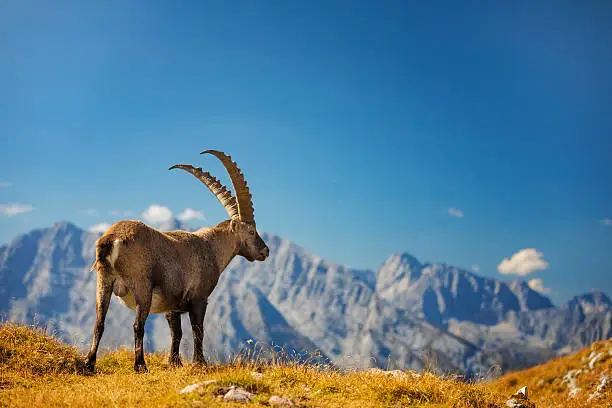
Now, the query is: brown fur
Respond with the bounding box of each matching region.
[85,218,269,373]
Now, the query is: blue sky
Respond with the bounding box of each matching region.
[1,1,611,304]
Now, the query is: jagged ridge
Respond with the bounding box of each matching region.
[0,221,610,375]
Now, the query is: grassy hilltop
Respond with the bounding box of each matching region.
[0,322,609,407]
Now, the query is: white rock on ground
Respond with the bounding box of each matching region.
[588,352,603,369]
[269,395,295,407]
[505,386,531,408]
[505,400,530,408]
[562,369,582,398]
[588,374,610,402]
[515,386,528,399]
[179,380,218,394]
[224,386,255,403]
[366,368,419,378]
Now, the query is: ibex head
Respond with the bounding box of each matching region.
[229,219,269,261]
[169,149,269,262]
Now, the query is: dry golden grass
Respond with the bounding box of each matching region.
[0,322,609,407]
[491,338,612,407]
[0,322,83,385]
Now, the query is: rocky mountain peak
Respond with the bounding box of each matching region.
[565,290,612,314]
[0,221,610,375]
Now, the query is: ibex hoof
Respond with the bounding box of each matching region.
[83,359,96,374]
[193,359,208,367]
[169,356,183,368]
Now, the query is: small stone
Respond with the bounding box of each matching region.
[511,386,528,400]
[588,352,603,369]
[505,399,532,408]
[224,386,254,403]
[449,374,467,383]
[269,395,295,407]
[178,380,217,394]
[562,369,581,398]
[588,374,610,401]
[505,386,534,408]
[179,383,202,394]
[366,368,408,377]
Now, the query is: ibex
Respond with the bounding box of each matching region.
[85,150,270,373]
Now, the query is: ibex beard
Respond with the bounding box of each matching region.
[85,150,270,373]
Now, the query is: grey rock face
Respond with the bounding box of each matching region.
[0,222,610,376]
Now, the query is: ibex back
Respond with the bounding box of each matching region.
[85,150,269,373]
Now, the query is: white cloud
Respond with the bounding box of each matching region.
[448,207,464,218]
[528,278,552,294]
[602,218,612,226]
[497,248,549,276]
[141,205,173,224]
[177,208,205,222]
[472,265,481,272]
[0,203,33,216]
[81,208,99,216]
[0,181,10,188]
[89,223,111,234]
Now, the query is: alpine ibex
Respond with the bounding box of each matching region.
[85,150,270,373]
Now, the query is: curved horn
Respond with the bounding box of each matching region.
[201,150,255,225]
[168,164,239,220]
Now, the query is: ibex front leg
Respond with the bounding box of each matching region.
[165,312,183,367]
[189,300,208,365]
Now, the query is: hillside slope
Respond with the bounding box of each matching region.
[492,337,612,406]
[0,322,506,408]
[3,323,610,408]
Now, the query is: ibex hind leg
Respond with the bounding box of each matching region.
[132,285,152,373]
[85,273,115,373]
[189,300,208,365]
[165,312,183,367]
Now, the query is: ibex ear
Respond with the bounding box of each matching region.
[229,219,239,232]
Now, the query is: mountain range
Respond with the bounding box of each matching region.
[1,220,611,376]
